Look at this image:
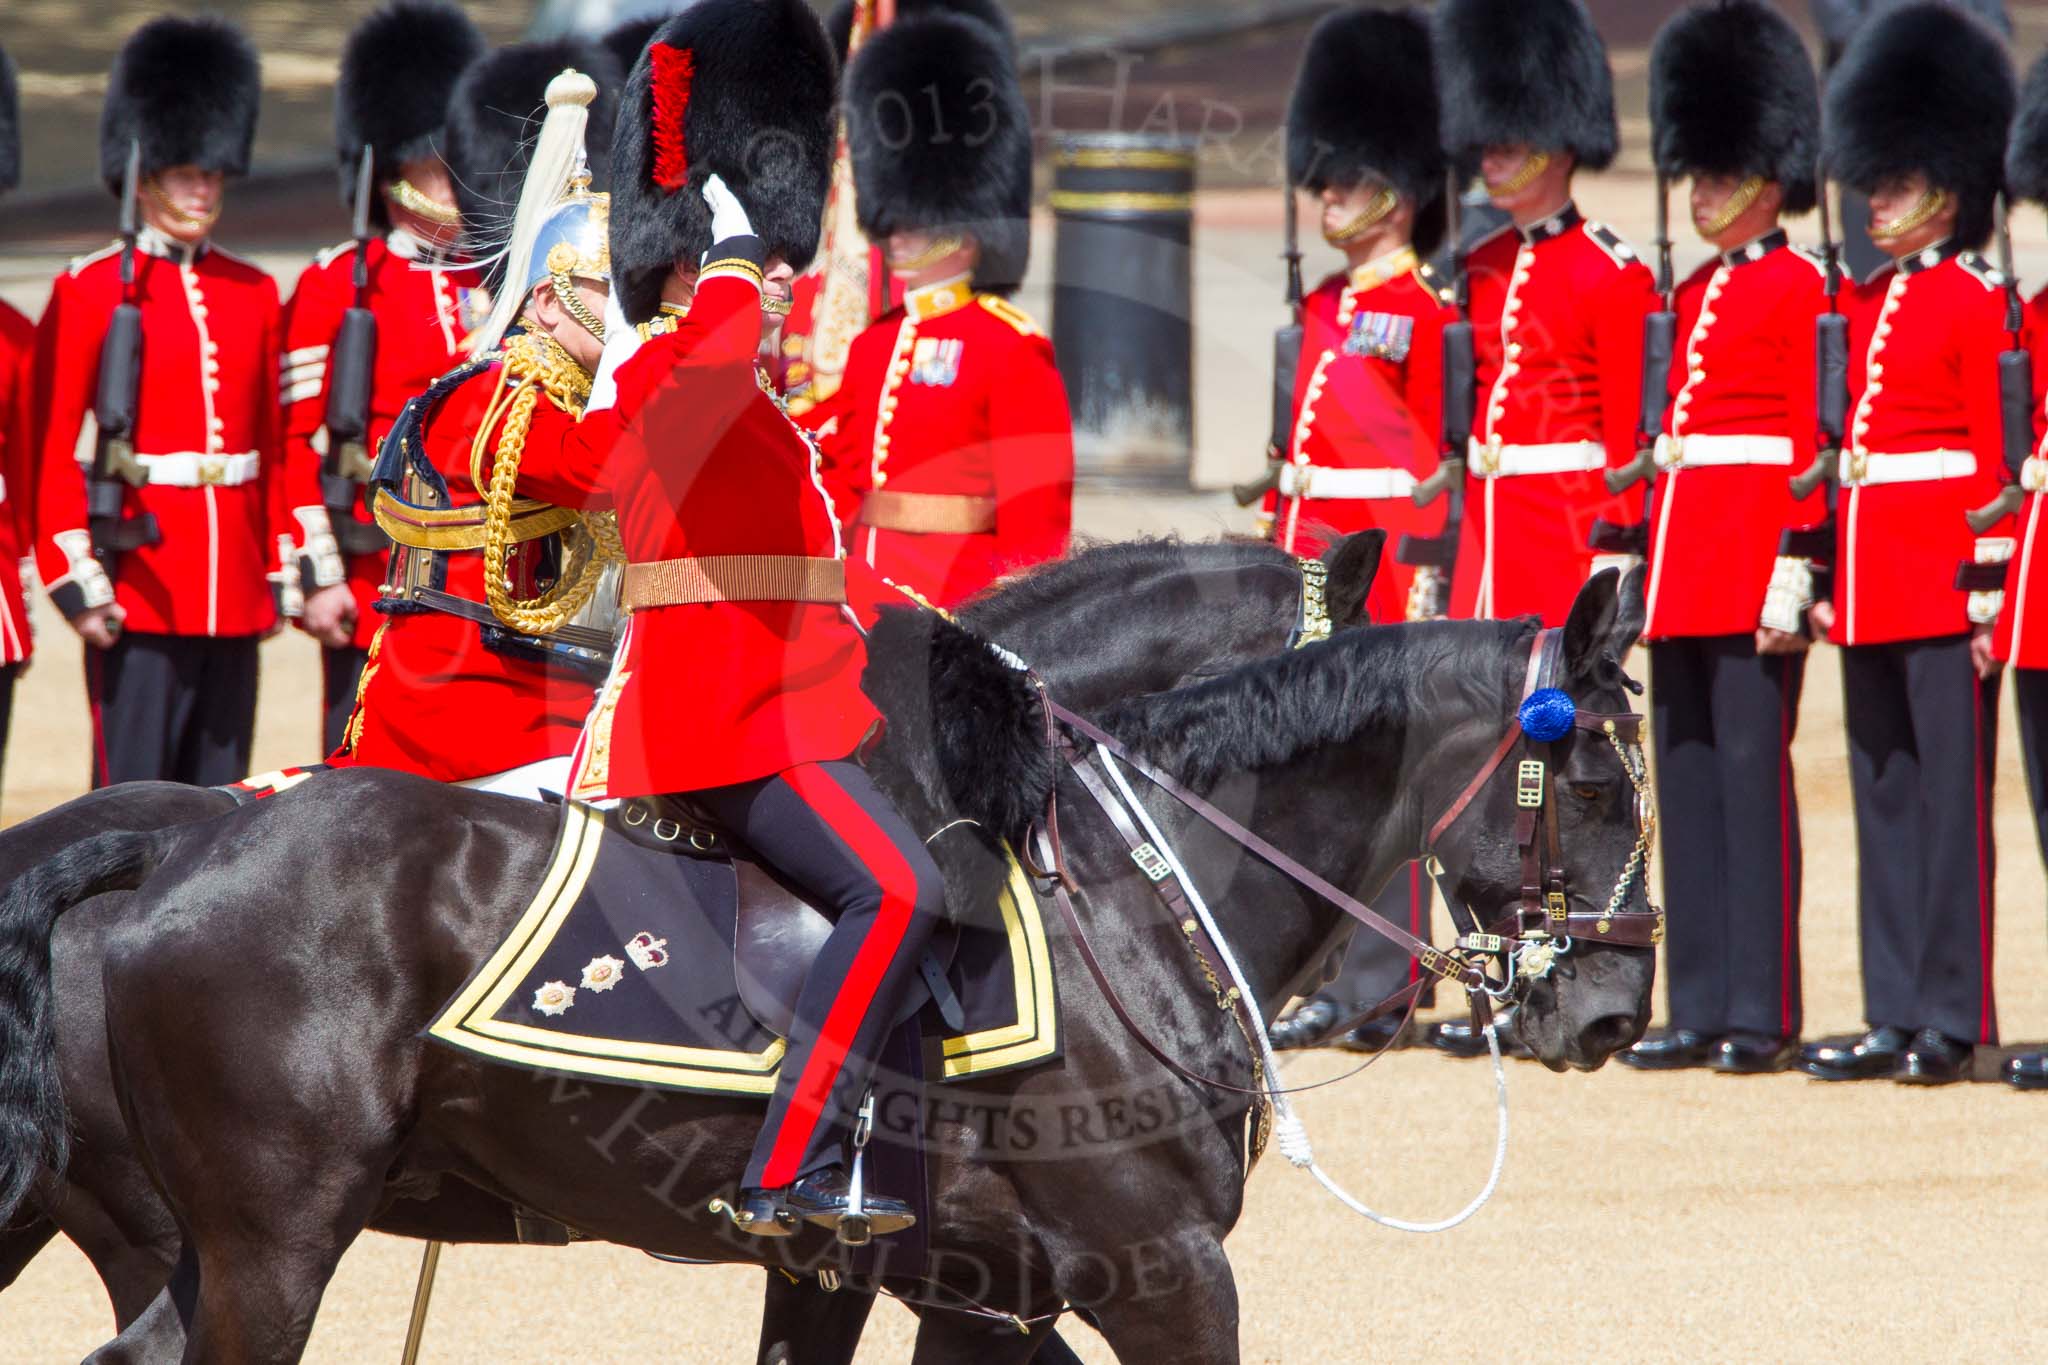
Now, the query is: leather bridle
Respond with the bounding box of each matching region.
[1421,627,1664,983]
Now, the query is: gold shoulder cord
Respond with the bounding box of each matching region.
[473,331,624,635]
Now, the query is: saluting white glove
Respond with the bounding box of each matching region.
[702,173,755,247]
[587,288,641,415]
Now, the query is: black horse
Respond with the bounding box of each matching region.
[1,570,1652,1363]
[0,533,1382,1363]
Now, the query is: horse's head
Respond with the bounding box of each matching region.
[1427,567,1656,1071]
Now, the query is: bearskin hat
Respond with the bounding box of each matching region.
[603,8,708,77]
[337,2,486,225]
[1823,0,2013,249]
[845,13,1032,294]
[445,38,622,249]
[609,0,837,324]
[826,0,1016,65]
[1650,1,1821,216]
[2007,49,2048,204]
[1433,0,1617,172]
[0,48,19,196]
[1287,8,1446,257]
[99,16,261,193]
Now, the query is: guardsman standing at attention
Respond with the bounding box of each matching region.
[1617,0,1827,1077]
[1994,48,2048,1093]
[331,73,622,802]
[1262,6,1452,1055]
[282,0,486,754]
[806,8,1072,608]
[34,17,285,788]
[1432,0,1655,627]
[1799,2,2014,1086]
[0,48,37,767]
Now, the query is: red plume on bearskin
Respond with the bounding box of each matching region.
[649,43,695,191]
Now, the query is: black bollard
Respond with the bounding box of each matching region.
[1050,133,1196,488]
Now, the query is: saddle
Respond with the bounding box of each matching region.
[611,793,964,1039]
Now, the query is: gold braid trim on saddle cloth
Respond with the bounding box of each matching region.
[473,331,625,637]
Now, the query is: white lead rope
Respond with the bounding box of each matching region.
[1094,745,1511,1234]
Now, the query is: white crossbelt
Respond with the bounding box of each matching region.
[134,450,260,487]
[1653,433,1794,469]
[1278,464,1418,500]
[1837,448,1976,487]
[1467,438,1605,478]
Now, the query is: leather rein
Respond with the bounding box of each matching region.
[1030,625,1663,1103]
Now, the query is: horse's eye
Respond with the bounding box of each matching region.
[1571,783,1604,802]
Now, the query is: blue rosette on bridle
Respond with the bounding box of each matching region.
[1517,688,1576,742]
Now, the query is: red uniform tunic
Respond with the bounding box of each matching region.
[0,302,38,665]
[1450,206,1655,624]
[1992,289,2048,668]
[1260,247,1450,622]
[807,276,1073,608]
[516,269,877,798]
[1643,233,1827,639]
[778,246,901,413]
[334,350,610,783]
[1832,246,2013,647]
[280,229,481,649]
[34,231,287,636]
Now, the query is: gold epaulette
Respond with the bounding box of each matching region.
[979,295,1041,336]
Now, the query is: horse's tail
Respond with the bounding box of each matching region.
[0,829,172,1225]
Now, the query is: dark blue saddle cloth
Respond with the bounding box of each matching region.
[425,801,1060,1096]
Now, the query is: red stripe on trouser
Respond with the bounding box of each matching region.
[1973,678,1996,1043]
[1778,664,1795,1038]
[760,763,921,1188]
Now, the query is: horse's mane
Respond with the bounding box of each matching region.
[1093,617,1531,790]
[958,536,1294,631]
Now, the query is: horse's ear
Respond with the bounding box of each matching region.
[1320,529,1385,626]
[1612,563,1647,650]
[1562,567,1621,681]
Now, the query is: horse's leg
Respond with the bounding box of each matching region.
[907,1308,1055,1365]
[1056,1228,1238,1365]
[83,1242,199,1365]
[0,1211,56,1290]
[757,1268,878,1365]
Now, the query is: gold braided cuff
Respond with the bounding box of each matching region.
[701,256,765,290]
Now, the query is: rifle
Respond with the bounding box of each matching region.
[1790,170,1848,501]
[1605,174,1676,496]
[320,146,389,557]
[1233,176,1305,508]
[1965,190,2032,535]
[87,139,160,574]
[1394,172,1473,617]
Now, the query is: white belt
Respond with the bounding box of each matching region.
[1278,464,1418,500]
[1654,433,1794,470]
[135,451,261,488]
[2022,455,2048,493]
[1467,438,1605,478]
[1837,448,1976,488]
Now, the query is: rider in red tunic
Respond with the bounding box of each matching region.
[1434,0,1654,627]
[1257,7,1451,626]
[804,12,1072,608]
[281,1,486,753]
[329,70,625,799]
[513,2,942,1237]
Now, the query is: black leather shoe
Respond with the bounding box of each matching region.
[2005,1052,2048,1090]
[779,1167,916,1241]
[1799,1026,1911,1081]
[1425,1014,1531,1059]
[1709,1032,1797,1075]
[1618,1027,1717,1071]
[1897,1029,1973,1086]
[1336,1014,1408,1053]
[1271,998,1343,1051]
